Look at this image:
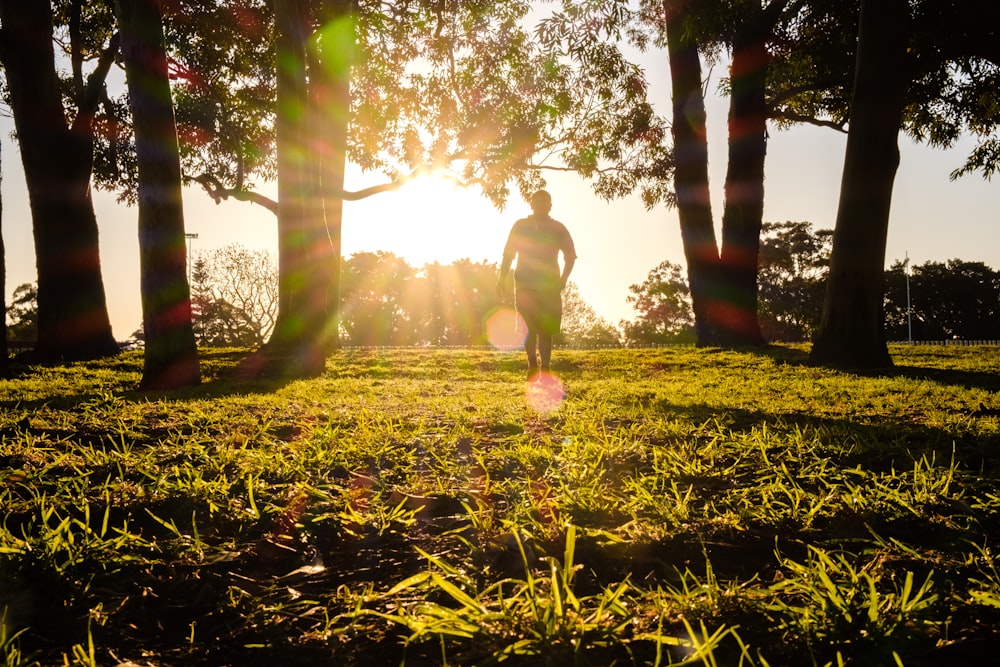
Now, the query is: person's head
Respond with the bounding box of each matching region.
[529,189,552,215]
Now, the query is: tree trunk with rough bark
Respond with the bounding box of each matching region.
[0,0,119,361]
[269,0,327,376]
[663,1,776,347]
[1,140,6,377]
[809,0,909,369]
[718,29,769,347]
[664,2,723,346]
[312,0,354,353]
[118,0,201,389]
[265,0,354,376]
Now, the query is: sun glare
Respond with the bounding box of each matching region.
[342,172,506,270]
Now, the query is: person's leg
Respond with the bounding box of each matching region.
[538,333,552,372]
[517,286,541,377]
[525,330,539,372]
[538,288,560,374]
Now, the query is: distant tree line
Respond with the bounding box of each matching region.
[8,230,999,349]
[622,221,1000,345]
[884,259,1000,341]
[621,222,833,346]
[338,252,621,348]
[5,283,37,344]
[5,246,622,349]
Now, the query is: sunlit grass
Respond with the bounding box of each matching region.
[1,344,999,664]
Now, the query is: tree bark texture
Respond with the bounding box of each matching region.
[118,0,201,389]
[270,0,329,375]
[718,23,769,347]
[1,140,7,376]
[0,0,119,361]
[268,0,354,375]
[311,0,355,353]
[664,1,777,347]
[664,1,723,346]
[809,0,909,368]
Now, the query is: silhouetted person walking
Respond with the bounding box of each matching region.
[497,190,576,380]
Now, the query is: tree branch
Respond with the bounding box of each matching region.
[71,31,121,134]
[189,173,280,213]
[189,166,444,216]
[761,0,792,33]
[769,110,848,132]
[532,162,647,176]
[100,86,120,180]
[70,0,84,101]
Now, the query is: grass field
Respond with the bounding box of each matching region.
[1,344,1000,666]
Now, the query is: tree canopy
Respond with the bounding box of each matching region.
[621,260,695,346]
[884,259,1000,341]
[757,221,832,342]
[86,1,670,210]
[191,244,279,347]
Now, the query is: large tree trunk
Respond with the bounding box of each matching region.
[663,1,722,346]
[118,0,201,389]
[272,0,308,340]
[663,1,776,348]
[718,27,769,347]
[809,0,909,369]
[1,140,6,377]
[312,0,355,353]
[269,0,328,376]
[0,0,119,361]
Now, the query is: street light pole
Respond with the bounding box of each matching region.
[905,252,912,344]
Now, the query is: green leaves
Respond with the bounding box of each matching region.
[377,523,639,662]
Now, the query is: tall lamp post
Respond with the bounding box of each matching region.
[904,252,913,344]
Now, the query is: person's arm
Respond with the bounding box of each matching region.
[497,226,517,298]
[560,253,576,290]
[559,225,577,290]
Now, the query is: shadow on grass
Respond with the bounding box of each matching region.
[657,398,1000,470]
[750,343,1000,394]
[885,363,1000,394]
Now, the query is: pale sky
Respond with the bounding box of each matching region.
[2,48,998,340]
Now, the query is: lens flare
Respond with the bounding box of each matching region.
[485,307,527,351]
[525,373,566,414]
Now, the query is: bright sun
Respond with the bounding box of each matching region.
[342,172,507,269]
